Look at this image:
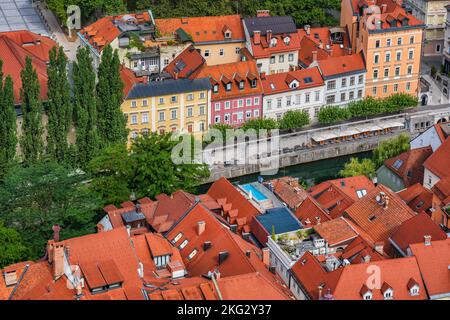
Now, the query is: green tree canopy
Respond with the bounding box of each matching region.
[278,110,310,129]
[339,157,376,178]
[372,133,410,168]
[0,220,29,269]
[241,118,279,131]
[0,160,101,259]
[317,106,351,124]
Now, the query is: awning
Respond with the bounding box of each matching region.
[338,128,361,137]
[312,132,339,142]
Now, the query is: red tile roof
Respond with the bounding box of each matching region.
[390,213,447,254]
[294,196,332,228]
[409,238,450,298]
[0,31,57,104]
[120,65,146,97]
[207,177,261,233]
[344,185,416,244]
[317,53,366,78]
[155,15,245,43]
[261,67,324,95]
[250,32,301,59]
[291,252,427,300]
[269,177,308,210]
[195,60,263,101]
[313,217,359,247]
[397,183,441,214]
[164,45,205,79]
[432,177,450,204]
[424,137,450,179]
[341,236,385,264]
[385,146,432,187]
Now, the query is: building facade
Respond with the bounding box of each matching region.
[443,5,450,72]
[261,67,326,122]
[341,0,425,98]
[121,78,211,142]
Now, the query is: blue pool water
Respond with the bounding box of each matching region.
[241,184,268,202]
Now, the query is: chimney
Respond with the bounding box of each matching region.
[218,251,229,265]
[203,241,212,251]
[424,235,432,246]
[312,51,318,62]
[375,242,384,255]
[181,17,188,24]
[318,40,323,49]
[318,285,323,300]
[47,240,55,263]
[126,225,131,237]
[214,269,221,280]
[381,4,387,13]
[197,221,206,236]
[383,196,390,209]
[253,30,261,45]
[174,72,179,80]
[260,72,266,80]
[266,30,273,45]
[363,255,372,263]
[256,10,270,17]
[53,244,65,280]
[52,225,60,242]
[246,250,251,258]
[262,247,270,266]
[304,25,311,35]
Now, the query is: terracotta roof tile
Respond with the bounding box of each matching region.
[164,45,205,79]
[424,137,450,179]
[313,217,359,247]
[262,67,324,95]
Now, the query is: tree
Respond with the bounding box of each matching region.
[372,133,410,168]
[0,160,101,259]
[46,46,73,163]
[88,143,132,206]
[20,56,44,163]
[241,118,279,131]
[340,157,376,178]
[0,220,29,268]
[0,61,17,175]
[130,133,210,199]
[96,45,127,147]
[318,106,350,124]
[278,110,310,129]
[73,47,100,168]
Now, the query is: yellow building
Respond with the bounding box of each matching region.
[122,78,211,142]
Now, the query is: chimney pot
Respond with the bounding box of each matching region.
[198,221,206,236]
[266,30,273,46]
[256,10,270,17]
[262,247,270,266]
[375,242,384,255]
[253,30,261,45]
[312,51,318,62]
[424,235,432,246]
[53,244,65,280]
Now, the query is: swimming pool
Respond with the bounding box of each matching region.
[241,184,268,202]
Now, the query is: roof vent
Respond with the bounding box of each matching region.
[203,241,212,251]
[218,251,229,265]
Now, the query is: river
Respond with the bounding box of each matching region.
[196,151,373,193]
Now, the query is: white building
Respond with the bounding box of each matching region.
[261,67,326,121]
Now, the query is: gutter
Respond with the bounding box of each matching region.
[211,272,223,300]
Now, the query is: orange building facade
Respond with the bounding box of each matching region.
[341,0,425,98]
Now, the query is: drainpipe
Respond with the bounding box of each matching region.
[211,272,223,300]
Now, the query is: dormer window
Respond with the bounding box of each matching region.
[239,81,245,90]
[225,31,231,39]
[213,84,219,93]
[363,291,372,300]
[251,79,257,88]
[408,278,420,296]
[289,81,299,89]
[226,83,232,91]
[171,232,183,244]
[270,38,277,47]
[284,36,290,45]
[381,282,394,300]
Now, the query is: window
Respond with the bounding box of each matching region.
[315,91,320,101]
[251,79,257,88]
[396,51,402,61]
[408,49,414,60]
[270,56,275,64]
[374,53,380,64]
[187,107,193,117]
[254,109,260,117]
[225,83,232,91]
[406,82,411,91]
[142,99,148,107]
[199,92,205,99]
[375,40,380,48]
[254,97,260,105]
[164,58,169,66]
[131,114,138,125]
[383,85,388,94]
[410,286,419,296]
[171,109,177,120]
[246,98,252,106]
[224,114,230,122]
[235,47,241,54]
[219,49,224,56]
[279,55,285,63]
[326,95,335,104]
[179,239,189,249]
[171,96,177,103]
[239,81,245,90]
[395,67,400,77]
[188,249,198,260]
[358,75,364,84]
[358,89,363,98]
[363,292,373,300]
[199,122,205,132]
[437,44,441,53]
[349,91,355,100]
[384,289,393,300]
[215,103,221,111]
[277,98,282,108]
[214,115,220,123]
[131,131,138,139]
[213,85,219,93]
[386,38,391,46]
[199,105,205,116]
[384,68,389,78]
[225,101,231,109]
[407,65,413,75]
[342,78,347,87]
[327,80,336,90]
[187,93,194,101]
[394,84,398,92]
[409,36,414,44]
[158,97,164,104]
[288,53,294,62]
[341,92,346,101]
[350,76,355,86]
[158,111,165,121]
[131,100,137,108]
[372,86,377,95]
[305,93,310,103]
[286,96,291,106]
[238,99,244,108]
[204,50,210,57]
[141,112,149,124]
[246,110,252,119]
[373,69,379,79]
[385,52,391,62]
[267,100,272,109]
[171,232,183,244]
[296,94,301,104]
[397,37,402,46]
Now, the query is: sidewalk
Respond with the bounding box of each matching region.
[421,74,449,105]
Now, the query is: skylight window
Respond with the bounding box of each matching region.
[270,83,275,90]
[188,249,198,260]
[392,159,403,170]
[356,189,367,198]
[172,232,183,244]
[304,77,313,84]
